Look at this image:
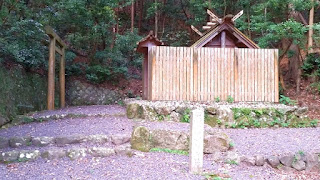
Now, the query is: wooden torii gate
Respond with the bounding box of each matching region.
[45,26,66,110]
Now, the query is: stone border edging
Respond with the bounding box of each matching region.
[218,151,320,173]
[0,134,131,149]
[4,111,126,128]
[0,145,132,163]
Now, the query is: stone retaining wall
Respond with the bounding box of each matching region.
[66,80,121,106]
[126,99,315,128]
[131,125,231,153]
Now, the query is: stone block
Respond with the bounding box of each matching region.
[255,155,265,166]
[0,137,9,149]
[111,134,131,145]
[9,136,32,148]
[42,150,66,160]
[88,147,115,157]
[267,156,280,168]
[32,137,54,147]
[131,126,151,152]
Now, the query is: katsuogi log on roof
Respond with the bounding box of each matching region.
[191,10,259,49]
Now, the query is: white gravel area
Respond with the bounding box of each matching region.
[1,105,320,179]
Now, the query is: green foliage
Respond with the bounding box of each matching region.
[279,95,297,105]
[149,148,188,155]
[203,173,231,180]
[225,160,238,165]
[298,150,305,156]
[66,63,87,76]
[310,82,320,95]
[258,19,308,48]
[162,30,192,46]
[302,53,320,78]
[226,96,234,103]
[229,142,235,148]
[85,65,111,84]
[215,97,220,103]
[180,108,191,123]
[0,19,47,69]
[310,119,319,127]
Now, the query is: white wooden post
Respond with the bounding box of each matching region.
[189,108,204,174]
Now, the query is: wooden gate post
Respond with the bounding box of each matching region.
[47,37,56,110]
[60,47,66,108]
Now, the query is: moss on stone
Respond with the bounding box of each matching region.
[204,112,220,127]
[205,107,218,115]
[126,103,144,119]
[131,126,151,152]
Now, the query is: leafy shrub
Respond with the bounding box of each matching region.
[66,63,87,76]
[279,95,297,105]
[85,65,111,84]
[309,82,320,95]
[180,108,191,123]
[302,53,320,78]
[227,95,234,103]
[0,20,47,69]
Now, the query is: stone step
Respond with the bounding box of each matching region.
[0,133,131,150]
[8,106,126,127]
[0,143,132,163]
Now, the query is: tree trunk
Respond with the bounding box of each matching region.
[138,0,144,33]
[308,0,314,54]
[131,0,135,32]
[155,0,158,37]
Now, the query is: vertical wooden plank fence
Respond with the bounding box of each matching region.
[148,47,279,102]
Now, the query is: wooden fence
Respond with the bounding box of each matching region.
[147,47,279,102]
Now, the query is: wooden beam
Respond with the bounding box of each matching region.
[232,10,243,22]
[221,31,226,48]
[191,25,203,36]
[206,22,216,26]
[207,9,222,23]
[55,46,63,55]
[45,26,67,48]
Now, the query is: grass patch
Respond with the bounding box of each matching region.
[149,148,188,155]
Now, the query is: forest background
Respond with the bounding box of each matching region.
[0,0,320,121]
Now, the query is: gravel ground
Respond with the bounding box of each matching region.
[1,105,320,179]
[32,105,126,118]
[1,152,318,180]
[0,152,284,180]
[0,116,134,138]
[224,128,320,156]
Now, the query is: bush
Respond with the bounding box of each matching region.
[279,95,297,105]
[66,63,87,76]
[85,65,111,84]
[302,53,320,78]
[0,20,47,69]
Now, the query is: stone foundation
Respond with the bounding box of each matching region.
[125,99,315,128]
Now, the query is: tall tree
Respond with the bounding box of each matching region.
[308,0,315,54]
